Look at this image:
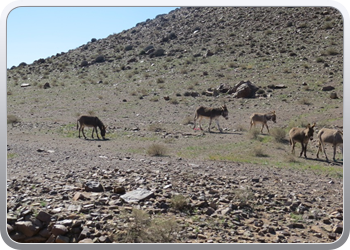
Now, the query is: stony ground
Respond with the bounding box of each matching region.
[7,121,343,244]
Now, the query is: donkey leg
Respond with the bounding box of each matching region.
[266,124,270,134]
[299,143,304,157]
[82,128,87,139]
[96,127,100,139]
[215,119,223,133]
[208,119,212,132]
[323,142,329,161]
[316,141,321,159]
[333,145,337,162]
[291,141,295,154]
[303,143,308,158]
[91,128,95,139]
[198,117,203,130]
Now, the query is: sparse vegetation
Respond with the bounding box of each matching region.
[114,209,179,243]
[170,194,188,211]
[147,143,167,156]
[7,114,20,124]
[270,128,287,143]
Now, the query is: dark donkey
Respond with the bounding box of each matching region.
[193,104,229,133]
[77,115,106,140]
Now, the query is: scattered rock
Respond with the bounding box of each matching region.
[120,188,154,203]
[84,181,104,192]
[322,86,335,91]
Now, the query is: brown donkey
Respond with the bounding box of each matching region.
[249,111,276,133]
[289,123,316,158]
[77,115,106,140]
[316,128,343,162]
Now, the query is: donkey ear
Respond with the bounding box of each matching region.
[312,123,316,128]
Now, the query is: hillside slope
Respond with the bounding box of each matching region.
[6,7,344,244]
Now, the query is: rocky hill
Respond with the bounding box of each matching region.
[7,7,344,244]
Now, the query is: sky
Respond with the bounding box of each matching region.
[6,7,178,68]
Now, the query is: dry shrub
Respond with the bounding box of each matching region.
[7,114,20,124]
[247,128,260,140]
[147,143,167,156]
[182,116,193,125]
[170,194,188,211]
[253,145,268,157]
[148,123,163,132]
[270,128,287,143]
[115,209,179,243]
[233,187,254,206]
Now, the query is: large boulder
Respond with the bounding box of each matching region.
[232,80,258,98]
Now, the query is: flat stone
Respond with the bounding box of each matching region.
[120,188,154,203]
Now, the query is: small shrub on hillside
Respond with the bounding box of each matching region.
[316,57,325,63]
[253,145,268,157]
[148,124,163,132]
[270,128,287,143]
[170,98,179,105]
[7,114,20,124]
[170,194,188,211]
[233,187,254,206]
[182,116,194,125]
[156,78,165,84]
[87,110,96,116]
[94,55,105,63]
[114,209,179,243]
[147,144,167,156]
[248,128,260,140]
[124,45,133,51]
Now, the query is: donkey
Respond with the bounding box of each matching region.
[249,111,276,133]
[193,104,229,133]
[289,123,316,158]
[316,128,343,162]
[77,115,106,140]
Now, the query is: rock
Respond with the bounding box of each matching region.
[85,181,104,192]
[43,82,50,89]
[114,187,126,194]
[56,235,70,243]
[232,80,258,98]
[120,188,154,203]
[36,211,51,223]
[79,238,94,243]
[333,223,343,234]
[330,92,338,99]
[274,84,287,89]
[205,50,214,57]
[21,83,30,87]
[15,221,40,237]
[51,224,68,236]
[78,226,91,241]
[322,86,335,91]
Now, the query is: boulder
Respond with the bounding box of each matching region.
[232,81,258,98]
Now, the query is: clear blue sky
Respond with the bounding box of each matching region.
[7,7,178,68]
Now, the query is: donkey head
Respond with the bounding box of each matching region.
[221,104,229,120]
[305,123,316,140]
